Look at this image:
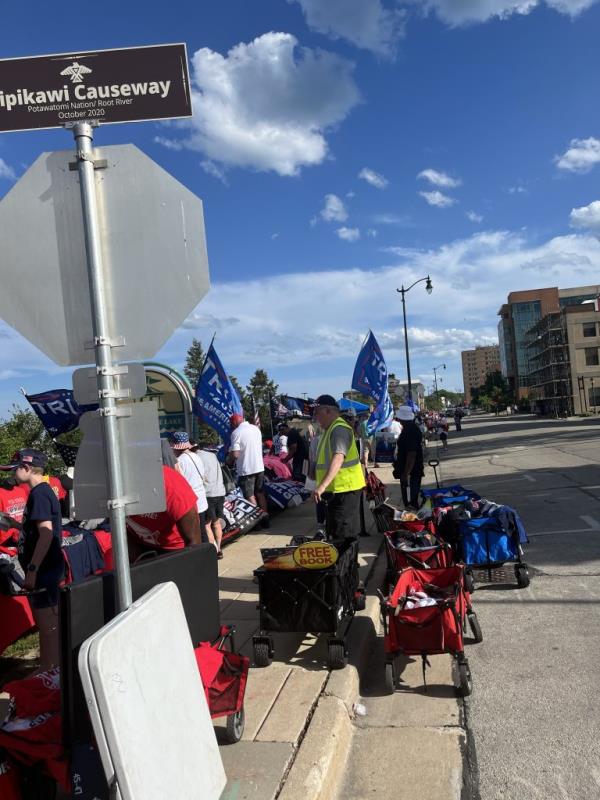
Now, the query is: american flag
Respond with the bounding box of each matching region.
[53,439,79,468]
[251,396,261,429]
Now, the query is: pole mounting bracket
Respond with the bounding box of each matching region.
[98,388,131,400]
[107,495,140,511]
[97,365,130,377]
[69,154,108,171]
[84,336,126,350]
[97,406,133,419]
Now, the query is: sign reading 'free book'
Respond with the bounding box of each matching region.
[0,43,192,132]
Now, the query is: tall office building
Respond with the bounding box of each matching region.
[526,299,600,415]
[497,285,600,399]
[461,345,501,403]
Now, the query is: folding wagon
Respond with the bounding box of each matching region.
[458,514,530,590]
[381,565,482,697]
[252,538,365,670]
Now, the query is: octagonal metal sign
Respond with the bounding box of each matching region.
[0,144,210,365]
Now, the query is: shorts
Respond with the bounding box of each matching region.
[30,564,65,610]
[206,496,225,523]
[238,472,264,500]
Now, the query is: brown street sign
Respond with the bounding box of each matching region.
[0,43,192,132]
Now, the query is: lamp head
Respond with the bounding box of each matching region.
[425,276,433,295]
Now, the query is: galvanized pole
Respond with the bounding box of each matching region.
[400,288,413,402]
[72,121,132,611]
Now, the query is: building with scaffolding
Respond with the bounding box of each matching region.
[525,300,600,415]
[498,284,600,400]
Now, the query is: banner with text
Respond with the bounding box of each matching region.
[194,344,243,448]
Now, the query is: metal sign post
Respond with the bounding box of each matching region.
[0,44,210,615]
[72,121,132,610]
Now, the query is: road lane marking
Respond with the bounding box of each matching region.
[528,528,592,537]
[523,474,536,482]
[580,515,600,530]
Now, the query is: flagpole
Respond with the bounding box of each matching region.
[268,394,274,439]
[198,331,217,379]
[194,331,217,443]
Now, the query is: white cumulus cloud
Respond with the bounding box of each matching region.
[156,33,360,176]
[570,200,600,232]
[321,194,348,222]
[336,226,361,242]
[289,0,405,57]
[200,160,228,184]
[466,211,483,223]
[420,190,457,208]
[414,0,597,26]
[418,168,462,188]
[555,137,600,174]
[358,167,389,189]
[5,230,600,411]
[0,158,16,181]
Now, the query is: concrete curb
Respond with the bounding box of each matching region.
[277,540,387,800]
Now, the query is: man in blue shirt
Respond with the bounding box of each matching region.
[13,448,64,669]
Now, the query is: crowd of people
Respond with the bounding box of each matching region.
[0,397,468,670]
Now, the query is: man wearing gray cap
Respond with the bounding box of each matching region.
[393,405,424,510]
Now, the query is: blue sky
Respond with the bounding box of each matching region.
[1,0,600,414]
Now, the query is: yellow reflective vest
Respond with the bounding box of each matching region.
[315,417,366,494]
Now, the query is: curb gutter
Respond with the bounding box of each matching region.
[277,542,387,800]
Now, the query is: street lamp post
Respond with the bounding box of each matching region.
[397,275,433,402]
[433,363,446,395]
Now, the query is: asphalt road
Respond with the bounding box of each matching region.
[438,412,600,800]
[339,412,600,800]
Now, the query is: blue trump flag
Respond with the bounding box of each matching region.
[25,389,98,437]
[194,344,243,448]
[351,331,393,435]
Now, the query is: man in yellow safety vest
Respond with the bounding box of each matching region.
[313,395,366,540]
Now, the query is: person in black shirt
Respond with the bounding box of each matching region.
[393,406,424,510]
[13,448,64,669]
[282,424,309,481]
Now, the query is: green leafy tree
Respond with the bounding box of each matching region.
[343,390,373,407]
[425,389,464,411]
[228,374,249,415]
[183,338,219,444]
[0,406,81,475]
[183,338,206,390]
[247,369,279,430]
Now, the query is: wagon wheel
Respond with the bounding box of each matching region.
[457,659,473,697]
[384,661,395,695]
[327,639,347,670]
[515,564,530,588]
[253,638,272,668]
[467,612,483,643]
[224,708,245,744]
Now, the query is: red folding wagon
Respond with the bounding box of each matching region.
[381,565,482,697]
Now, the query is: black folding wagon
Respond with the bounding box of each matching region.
[252,538,365,670]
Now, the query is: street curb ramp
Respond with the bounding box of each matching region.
[278,542,386,800]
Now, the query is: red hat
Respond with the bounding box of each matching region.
[230,413,244,427]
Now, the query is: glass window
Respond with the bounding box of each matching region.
[588,387,600,407]
[585,347,599,366]
[583,322,597,338]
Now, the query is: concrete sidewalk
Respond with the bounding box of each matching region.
[215,490,384,800]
